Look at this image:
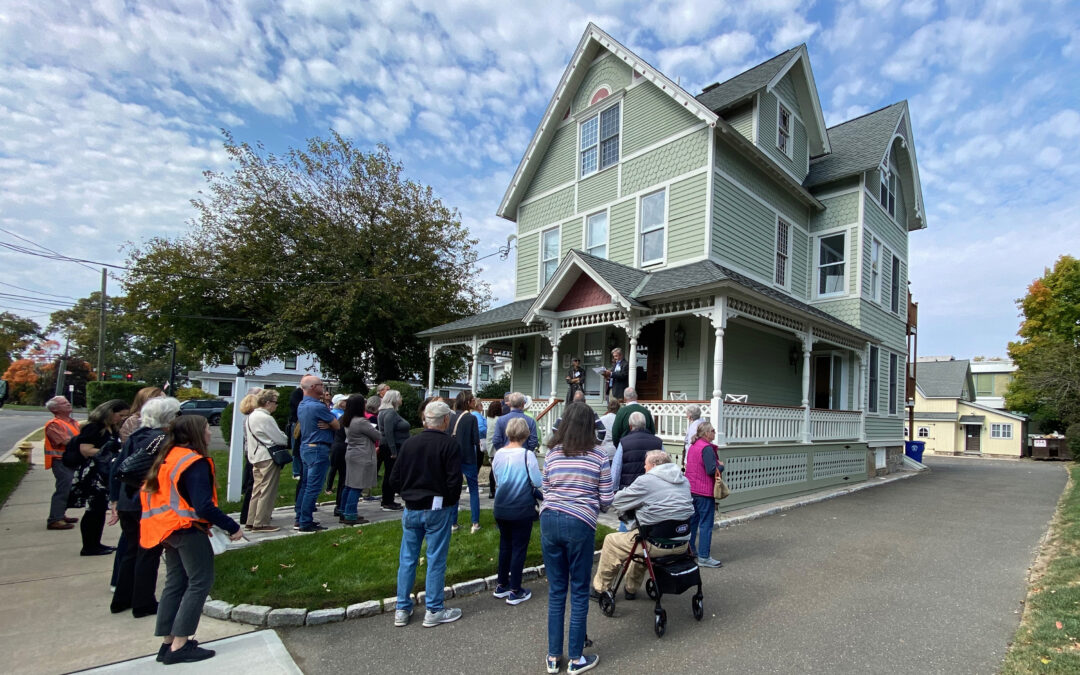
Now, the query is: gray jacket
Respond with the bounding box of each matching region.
[612,463,694,526]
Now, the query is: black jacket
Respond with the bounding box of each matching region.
[617,429,664,489]
[389,429,462,510]
[449,411,480,466]
[109,427,164,510]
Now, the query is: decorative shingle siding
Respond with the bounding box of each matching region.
[722,321,802,406]
[667,173,707,263]
[713,173,776,282]
[665,316,703,398]
[622,82,702,156]
[573,57,632,114]
[577,168,618,213]
[723,101,754,142]
[758,91,809,182]
[714,142,807,225]
[609,198,636,266]
[812,298,860,327]
[865,416,903,441]
[518,186,575,235]
[773,72,801,118]
[621,129,708,196]
[515,233,540,299]
[560,217,583,258]
[523,124,576,200]
[811,193,858,232]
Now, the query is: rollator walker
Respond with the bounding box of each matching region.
[597,516,704,637]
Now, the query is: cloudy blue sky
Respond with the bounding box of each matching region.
[1,0,1077,360]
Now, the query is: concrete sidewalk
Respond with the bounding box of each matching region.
[0,444,260,675]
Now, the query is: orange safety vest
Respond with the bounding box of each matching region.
[44,418,80,470]
[140,447,217,548]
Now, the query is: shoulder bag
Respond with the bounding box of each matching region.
[246,419,292,468]
[116,433,167,487]
[712,446,730,500]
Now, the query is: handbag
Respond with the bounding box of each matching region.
[712,447,730,500]
[246,419,292,468]
[116,433,166,487]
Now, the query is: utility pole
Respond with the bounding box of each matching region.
[54,336,70,397]
[167,339,176,393]
[95,268,106,380]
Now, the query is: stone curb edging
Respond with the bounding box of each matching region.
[204,551,601,628]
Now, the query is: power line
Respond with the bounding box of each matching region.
[0,281,77,300]
[0,227,98,272]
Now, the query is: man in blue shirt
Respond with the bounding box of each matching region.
[491,392,538,453]
[295,375,339,532]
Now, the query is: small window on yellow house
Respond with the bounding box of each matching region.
[917,427,929,438]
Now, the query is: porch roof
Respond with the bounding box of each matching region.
[416,299,533,337]
[913,412,956,421]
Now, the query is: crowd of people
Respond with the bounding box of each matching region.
[39,361,727,671]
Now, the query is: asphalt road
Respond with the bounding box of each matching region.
[278,457,1068,675]
[0,409,58,454]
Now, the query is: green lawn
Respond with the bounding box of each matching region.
[1002,465,1080,674]
[212,508,613,609]
[0,461,29,510]
[25,427,45,442]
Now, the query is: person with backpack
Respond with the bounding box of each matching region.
[108,396,179,616]
[491,417,542,606]
[68,399,130,556]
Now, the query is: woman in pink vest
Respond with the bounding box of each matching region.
[684,422,724,568]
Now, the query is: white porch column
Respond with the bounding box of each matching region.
[427,342,437,397]
[469,335,479,393]
[709,298,727,446]
[859,343,870,442]
[627,322,639,391]
[549,321,561,399]
[801,327,813,444]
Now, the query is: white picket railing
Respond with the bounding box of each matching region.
[640,401,711,445]
[809,408,862,441]
[722,403,804,444]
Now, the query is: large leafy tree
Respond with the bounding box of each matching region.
[0,312,41,373]
[123,132,488,390]
[1006,255,1080,429]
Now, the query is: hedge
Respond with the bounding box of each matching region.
[221,385,296,445]
[87,381,149,410]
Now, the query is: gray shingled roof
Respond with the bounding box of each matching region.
[959,415,985,425]
[696,48,798,112]
[915,359,971,398]
[416,299,534,337]
[806,102,905,187]
[573,250,648,305]
[913,412,957,421]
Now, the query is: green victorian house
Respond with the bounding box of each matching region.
[419,24,926,507]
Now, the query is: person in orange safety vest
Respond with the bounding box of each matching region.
[45,396,81,530]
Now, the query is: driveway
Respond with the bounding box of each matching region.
[278,457,1067,674]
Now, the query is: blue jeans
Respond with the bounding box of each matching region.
[540,510,595,660]
[342,486,363,519]
[690,495,716,558]
[396,507,454,613]
[297,444,331,527]
[451,463,481,526]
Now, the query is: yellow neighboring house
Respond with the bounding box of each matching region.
[911,359,1026,458]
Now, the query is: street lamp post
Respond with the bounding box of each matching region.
[226,344,251,502]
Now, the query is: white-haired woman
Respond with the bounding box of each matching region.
[683,404,703,453]
[377,390,409,512]
[244,388,288,532]
[108,396,180,617]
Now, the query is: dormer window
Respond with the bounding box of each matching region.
[777,103,792,157]
[580,102,620,177]
[879,165,896,217]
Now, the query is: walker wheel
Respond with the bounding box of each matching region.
[654,608,667,637]
[692,593,704,621]
[599,591,615,617]
[645,578,658,600]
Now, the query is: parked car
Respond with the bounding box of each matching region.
[179,399,228,425]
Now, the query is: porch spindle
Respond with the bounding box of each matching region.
[801,330,812,444]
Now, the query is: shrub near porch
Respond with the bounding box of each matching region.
[211,509,612,610]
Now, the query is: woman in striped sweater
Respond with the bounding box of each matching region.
[540,402,613,674]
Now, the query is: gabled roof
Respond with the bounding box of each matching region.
[498,23,719,220]
[807,102,905,186]
[524,250,648,324]
[915,359,972,399]
[696,44,830,156]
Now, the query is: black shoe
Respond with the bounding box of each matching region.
[381,503,403,512]
[109,603,131,614]
[589,589,603,602]
[80,546,116,556]
[162,640,215,665]
[156,643,169,662]
[298,524,327,533]
[487,493,495,499]
[333,509,342,518]
[623,589,637,601]
[132,601,158,618]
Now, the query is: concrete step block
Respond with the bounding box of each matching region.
[452,578,486,597]
[230,603,271,626]
[202,599,234,620]
[346,601,381,619]
[306,607,345,625]
[267,608,307,627]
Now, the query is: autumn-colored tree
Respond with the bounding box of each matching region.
[1006,255,1080,430]
[1,358,40,404]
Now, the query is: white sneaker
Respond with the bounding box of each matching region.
[696,556,723,568]
[423,607,463,627]
[394,609,412,627]
[470,523,481,534]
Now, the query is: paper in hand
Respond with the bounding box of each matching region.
[431,496,444,510]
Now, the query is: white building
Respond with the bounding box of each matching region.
[969,359,1016,411]
[188,354,332,402]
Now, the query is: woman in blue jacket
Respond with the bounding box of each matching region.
[490,417,542,606]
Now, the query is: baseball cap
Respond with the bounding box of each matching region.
[331,394,348,406]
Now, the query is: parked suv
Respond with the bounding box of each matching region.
[179,399,228,425]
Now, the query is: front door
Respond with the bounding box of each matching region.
[965,425,982,454]
[635,322,665,400]
[812,353,846,409]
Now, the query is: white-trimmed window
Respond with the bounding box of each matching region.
[917,426,930,438]
[868,346,879,413]
[586,211,608,259]
[991,423,1013,439]
[541,227,559,285]
[777,102,792,157]
[880,166,896,217]
[639,189,666,266]
[774,218,791,288]
[816,232,846,297]
[890,255,902,314]
[870,238,882,302]
[888,353,898,415]
[283,355,297,370]
[580,103,620,178]
[218,381,233,397]
[480,364,491,382]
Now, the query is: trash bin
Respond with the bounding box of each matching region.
[904,440,925,463]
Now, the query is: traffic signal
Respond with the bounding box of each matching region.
[125,372,133,381]
[99,372,106,380]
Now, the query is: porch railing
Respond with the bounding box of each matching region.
[640,400,861,446]
[722,402,804,444]
[809,408,862,441]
